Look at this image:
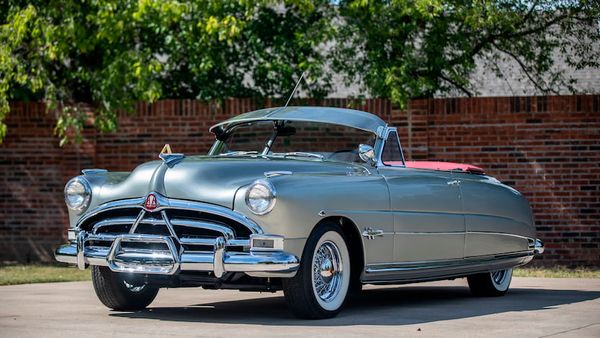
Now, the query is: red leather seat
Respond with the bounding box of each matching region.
[387,161,485,174]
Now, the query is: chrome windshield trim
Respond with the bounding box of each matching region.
[76,195,263,235]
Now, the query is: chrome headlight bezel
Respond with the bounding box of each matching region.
[245,179,276,215]
[64,177,92,211]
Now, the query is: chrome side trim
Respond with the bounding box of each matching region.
[363,255,533,285]
[365,250,534,274]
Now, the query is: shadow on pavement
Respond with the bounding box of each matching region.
[110,285,600,325]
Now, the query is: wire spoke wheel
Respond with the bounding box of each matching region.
[282,223,351,319]
[312,241,344,303]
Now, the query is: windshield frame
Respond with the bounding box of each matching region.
[208,119,383,165]
[210,106,387,137]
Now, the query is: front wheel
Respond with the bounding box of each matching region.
[467,268,513,297]
[91,266,159,311]
[282,222,351,319]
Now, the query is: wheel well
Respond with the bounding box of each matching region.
[315,216,364,285]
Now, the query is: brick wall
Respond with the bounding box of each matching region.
[0,96,598,266]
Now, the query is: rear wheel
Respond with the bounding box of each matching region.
[91,266,159,311]
[282,222,351,319]
[467,268,513,297]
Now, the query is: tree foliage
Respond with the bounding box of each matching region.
[335,0,600,104]
[0,0,333,145]
[0,0,598,144]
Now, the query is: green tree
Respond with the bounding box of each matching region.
[0,0,333,144]
[1,1,598,144]
[334,0,600,105]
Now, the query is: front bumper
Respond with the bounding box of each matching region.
[533,238,544,254]
[55,232,299,278]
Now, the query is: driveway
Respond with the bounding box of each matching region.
[0,277,598,337]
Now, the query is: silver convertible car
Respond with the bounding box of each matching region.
[56,106,544,319]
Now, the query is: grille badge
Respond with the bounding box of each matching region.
[144,194,158,210]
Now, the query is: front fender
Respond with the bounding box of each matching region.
[233,173,390,258]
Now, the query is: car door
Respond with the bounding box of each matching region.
[377,130,465,263]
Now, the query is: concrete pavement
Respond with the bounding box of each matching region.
[1,277,599,337]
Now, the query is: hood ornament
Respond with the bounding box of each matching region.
[159,143,185,167]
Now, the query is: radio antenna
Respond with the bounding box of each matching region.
[284,71,306,108]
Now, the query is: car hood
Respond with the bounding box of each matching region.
[85,156,370,209]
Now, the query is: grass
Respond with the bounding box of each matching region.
[0,265,597,286]
[514,266,600,278]
[0,265,91,286]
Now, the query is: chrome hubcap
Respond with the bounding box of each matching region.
[492,270,507,285]
[312,241,343,302]
[320,258,334,278]
[123,279,146,292]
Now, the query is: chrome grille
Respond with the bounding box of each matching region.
[80,207,253,253]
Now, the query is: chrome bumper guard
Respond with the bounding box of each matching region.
[55,232,299,278]
[528,238,545,255]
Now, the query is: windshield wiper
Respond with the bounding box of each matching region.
[218,151,259,157]
[279,152,324,160]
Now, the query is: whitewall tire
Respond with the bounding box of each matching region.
[467,268,513,297]
[282,222,351,319]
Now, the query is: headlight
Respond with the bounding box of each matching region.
[64,177,91,211]
[245,180,276,215]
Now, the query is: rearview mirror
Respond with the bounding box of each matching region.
[358,144,376,166]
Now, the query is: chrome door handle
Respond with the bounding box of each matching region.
[362,227,385,239]
[447,180,460,186]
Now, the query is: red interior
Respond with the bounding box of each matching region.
[386,161,485,174]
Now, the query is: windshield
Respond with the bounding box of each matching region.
[212,121,376,163]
